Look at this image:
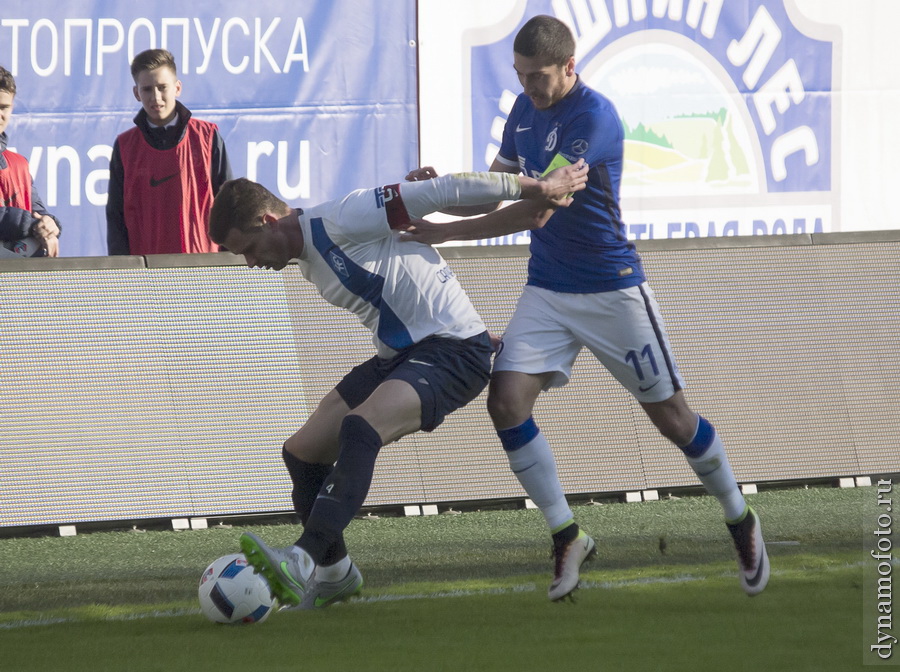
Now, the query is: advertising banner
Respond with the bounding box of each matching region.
[417,0,900,244]
[1,0,418,256]
[470,0,837,242]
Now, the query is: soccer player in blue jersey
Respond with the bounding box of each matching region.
[405,14,769,601]
[208,163,587,609]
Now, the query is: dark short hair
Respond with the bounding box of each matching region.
[514,15,576,65]
[209,178,290,245]
[0,65,16,96]
[130,48,177,81]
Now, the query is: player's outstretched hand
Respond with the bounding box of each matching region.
[405,166,439,182]
[540,158,588,206]
[398,218,451,246]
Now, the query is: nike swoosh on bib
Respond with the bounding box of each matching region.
[150,173,178,187]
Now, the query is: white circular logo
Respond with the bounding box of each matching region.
[571,139,589,155]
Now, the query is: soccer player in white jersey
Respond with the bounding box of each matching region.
[404,15,769,601]
[208,162,588,609]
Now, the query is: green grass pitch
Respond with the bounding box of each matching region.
[0,486,876,671]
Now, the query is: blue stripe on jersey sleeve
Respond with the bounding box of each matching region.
[310,217,414,350]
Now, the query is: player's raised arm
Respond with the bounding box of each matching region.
[400,159,588,245]
[405,158,519,217]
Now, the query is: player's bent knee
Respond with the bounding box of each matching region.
[642,392,698,446]
[284,430,339,464]
[486,392,527,429]
[283,435,314,461]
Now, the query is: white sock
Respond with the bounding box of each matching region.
[315,554,351,582]
[503,429,574,530]
[683,427,746,521]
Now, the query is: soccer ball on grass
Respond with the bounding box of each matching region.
[198,553,275,624]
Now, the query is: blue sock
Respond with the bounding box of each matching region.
[678,415,716,458]
[497,417,540,451]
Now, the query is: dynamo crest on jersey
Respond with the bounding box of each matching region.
[544,127,558,152]
[329,250,350,277]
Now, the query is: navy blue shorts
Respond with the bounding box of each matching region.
[335,331,492,432]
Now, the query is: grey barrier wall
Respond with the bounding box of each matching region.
[1,232,898,529]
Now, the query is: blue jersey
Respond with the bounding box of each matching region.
[497,78,645,293]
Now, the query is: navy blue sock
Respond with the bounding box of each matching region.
[282,448,348,565]
[298,415,383,565]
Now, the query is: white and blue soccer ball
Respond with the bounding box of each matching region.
[198,553,275,624]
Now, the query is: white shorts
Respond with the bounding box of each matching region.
[493,283,685,403]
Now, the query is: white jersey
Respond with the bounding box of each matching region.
[295,174,520,357]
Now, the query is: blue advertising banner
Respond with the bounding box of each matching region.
[1,0,418,256]
[466,0,839,241]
